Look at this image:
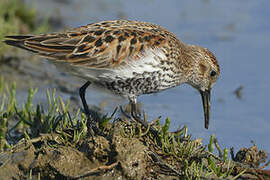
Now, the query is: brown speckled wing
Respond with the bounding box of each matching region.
[5,20,169,69]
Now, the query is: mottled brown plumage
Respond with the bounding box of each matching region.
[4,20,220,129]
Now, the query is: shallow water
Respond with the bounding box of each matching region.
[26,0,270,153]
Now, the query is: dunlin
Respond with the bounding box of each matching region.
[4,20,220,130]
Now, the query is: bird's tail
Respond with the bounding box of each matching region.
[4,34,77,61]
[4,35,38,53]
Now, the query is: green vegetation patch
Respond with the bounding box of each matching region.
[0,0,50,57]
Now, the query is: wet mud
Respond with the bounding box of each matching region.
[0,119,269,180]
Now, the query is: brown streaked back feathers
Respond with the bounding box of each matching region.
[4,20,175,69]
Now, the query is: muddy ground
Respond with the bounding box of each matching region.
[0,121,152,180]
[0,119,269,180]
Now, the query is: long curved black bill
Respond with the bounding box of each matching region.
[200,89,211,129]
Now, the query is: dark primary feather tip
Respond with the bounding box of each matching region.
[5,35,33,40]
[4,39,38,53]
[4,39,22,47]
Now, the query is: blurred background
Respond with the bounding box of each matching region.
[1,0,270,153]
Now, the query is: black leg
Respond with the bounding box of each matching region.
[79,81,101,136]
[79,81,91,115]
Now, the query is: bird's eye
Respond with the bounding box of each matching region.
[210,70,216,77]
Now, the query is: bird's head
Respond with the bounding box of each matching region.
[185,45,220,129]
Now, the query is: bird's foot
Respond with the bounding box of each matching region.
[120,105,159,138]
[84,110,104,137]
[120,104,143,120]
[131,112,159,138]
[119,105,132,119]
